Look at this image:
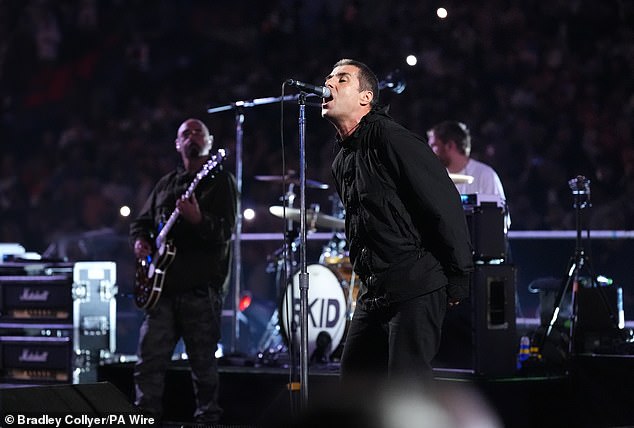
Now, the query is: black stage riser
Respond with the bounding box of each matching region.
[0,382,136,414]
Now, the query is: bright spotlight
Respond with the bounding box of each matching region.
[243,208,255,221]
[120,205,131,217]
[437,7,448,19]
[406,55,418,66]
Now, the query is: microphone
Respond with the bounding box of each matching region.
[286,79,331,98]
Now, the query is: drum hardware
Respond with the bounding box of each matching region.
[346,267,358,321]
[319,233,353,285]
[259,197,356,365]
[449,173,474,184]
[256,310,289,366]
[269,206,345,230]
[308,203,322,232]
[255,173,329,190]
[257,181,304,367]
[258,232,358,364]
[328,192,346,219]
[310,331,332,364]
[279,264,348,361]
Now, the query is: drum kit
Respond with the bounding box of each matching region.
[254,174,356,365]
[255,171,474,365]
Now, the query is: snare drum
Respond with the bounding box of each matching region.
[280,264,348,359]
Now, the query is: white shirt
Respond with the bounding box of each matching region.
[454,159,505,198]
[453,158,510,229]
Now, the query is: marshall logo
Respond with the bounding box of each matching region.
[19,288,50,302]
[18,349,49,362]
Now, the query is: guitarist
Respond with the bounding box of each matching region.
[130,118,237,424]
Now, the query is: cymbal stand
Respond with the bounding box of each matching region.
[207,94,318,355]
[280,182,297,298]
[257,184,301,367]
[282,182,300,376]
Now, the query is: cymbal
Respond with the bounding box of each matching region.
[269,206,345,230]
[255,175,329,190]
[449,173,474,184]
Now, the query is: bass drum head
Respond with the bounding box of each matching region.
[280,264,347,360]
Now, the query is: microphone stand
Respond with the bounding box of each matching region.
[541,176,619,357]
[207,94,319,355]
[297,92,310,408]
[542,178,589,355]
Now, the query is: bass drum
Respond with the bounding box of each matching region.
[280,264,348,361]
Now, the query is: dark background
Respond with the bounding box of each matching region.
[1,0,633,354]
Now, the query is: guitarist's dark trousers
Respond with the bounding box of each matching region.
[134,286,223,423]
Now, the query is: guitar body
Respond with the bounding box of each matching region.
[134,242,176,309]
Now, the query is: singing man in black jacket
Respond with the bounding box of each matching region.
[130,118,237,423]
[321,59,473,384]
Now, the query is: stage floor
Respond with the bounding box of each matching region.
[91,353,634,428]
[2,352,633,427]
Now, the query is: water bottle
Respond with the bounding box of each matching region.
[517,335,530,370]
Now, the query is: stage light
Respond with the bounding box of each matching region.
[406,55,418,66]
[239,292,252,312]
[120,205,131,217]
[243,208,255,221]
[215,344,224,358]
[437,7,448,19]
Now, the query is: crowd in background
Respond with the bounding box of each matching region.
[1,0,633,254]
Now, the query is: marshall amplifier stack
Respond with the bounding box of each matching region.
[0,259,117,384]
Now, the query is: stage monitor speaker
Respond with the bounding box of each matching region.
[0,381,136,415]
[575,286,624,354]
[434,264,517,377]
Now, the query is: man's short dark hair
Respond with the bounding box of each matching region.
[430,121,471,156]
[333,59,379,107]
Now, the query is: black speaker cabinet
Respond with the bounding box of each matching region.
[0,381,137,415]
[434,264,517,377]
[575,286,624,354]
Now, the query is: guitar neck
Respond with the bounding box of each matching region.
[156,208,180,249]
[154,150,225,250]
[156,175,199,248]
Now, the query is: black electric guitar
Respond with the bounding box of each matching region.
[134,149,226,309]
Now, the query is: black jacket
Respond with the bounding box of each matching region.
[332,107,473,302]
[130,161,237,296]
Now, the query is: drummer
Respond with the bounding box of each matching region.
[427,120,510,230]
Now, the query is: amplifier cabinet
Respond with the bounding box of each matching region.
[472,264,517,376]
[0,261,117,383]
[434,264,517,377]
[462,195,506,261]
[0,260,74,277]
[0,336,72,383]
[0,274,74,322]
